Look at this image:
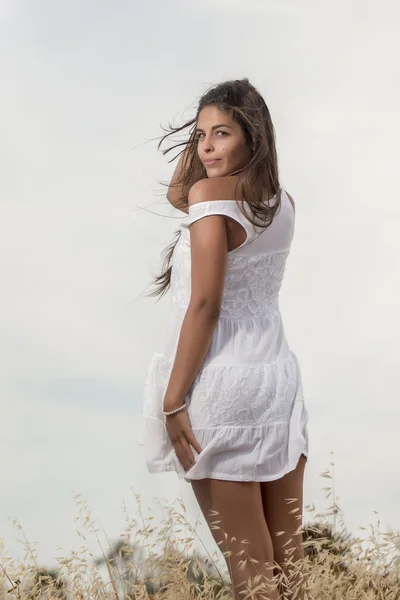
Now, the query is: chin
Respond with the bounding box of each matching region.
[206,167,226,178]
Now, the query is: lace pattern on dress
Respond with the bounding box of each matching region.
[143,351,301,429]
[171,228,290,320]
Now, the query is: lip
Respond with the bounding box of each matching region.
[204,159,220,166]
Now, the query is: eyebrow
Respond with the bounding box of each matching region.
[195,124,233,133]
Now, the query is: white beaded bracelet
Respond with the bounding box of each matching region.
[162,402,187,416]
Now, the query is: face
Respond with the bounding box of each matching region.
[195,105,252,178]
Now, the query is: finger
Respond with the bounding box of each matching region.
[173,440,191,472]
[186,431,202,455]
[181,437,195,469]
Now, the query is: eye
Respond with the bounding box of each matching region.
[196,130,228,140]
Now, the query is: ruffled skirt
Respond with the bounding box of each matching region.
[139,349,309,483]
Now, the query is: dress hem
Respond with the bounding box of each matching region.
[143,450,309,483]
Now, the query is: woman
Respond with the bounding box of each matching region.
[139,78,309,599]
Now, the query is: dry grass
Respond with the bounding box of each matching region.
[1,458,399,599]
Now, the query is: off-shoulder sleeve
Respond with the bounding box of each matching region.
[186,200,258,251]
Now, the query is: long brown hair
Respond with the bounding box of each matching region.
[146,78,282,301]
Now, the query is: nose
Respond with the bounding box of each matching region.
[201,134,215,153]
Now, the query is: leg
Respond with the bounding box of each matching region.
[191,478,281,599]
[260,454,308,599]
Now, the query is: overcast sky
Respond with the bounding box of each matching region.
[1,0,399,571]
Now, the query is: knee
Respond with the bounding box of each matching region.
[271,532,304,567]
[230,544,275,567]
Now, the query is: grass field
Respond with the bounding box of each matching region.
[1,460,399,599]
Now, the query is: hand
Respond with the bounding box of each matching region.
[164,409,203,472]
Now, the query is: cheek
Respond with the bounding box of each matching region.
[220,140,241,159]
[224,143,244,162]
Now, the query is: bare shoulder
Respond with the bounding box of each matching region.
[285,190,295,212]
[188,176,239,207]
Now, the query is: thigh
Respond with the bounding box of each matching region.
[260,454,307,564]
[191,478,274,566]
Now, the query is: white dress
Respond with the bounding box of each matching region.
[139,188,309,482]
